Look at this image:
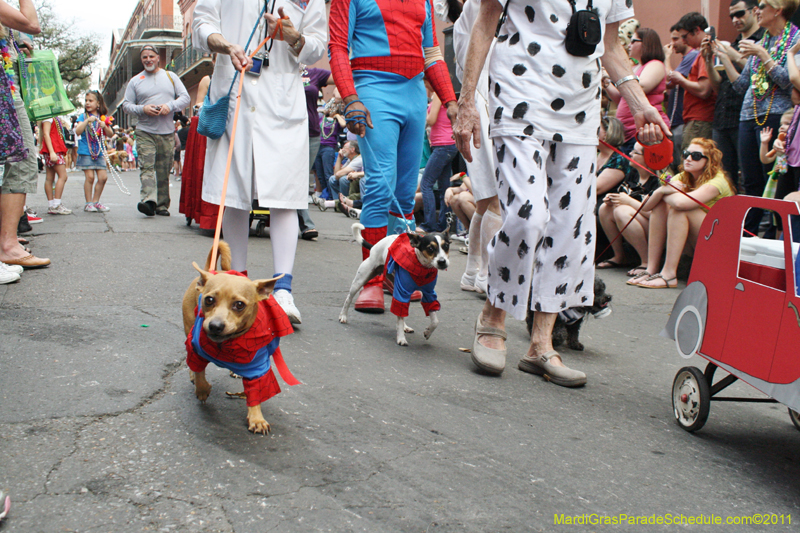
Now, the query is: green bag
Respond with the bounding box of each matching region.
[17,49,74,121]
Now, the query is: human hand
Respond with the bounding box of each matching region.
[700,38,715,61]
[265,8,298,43]
[761,126,774,144]
[226,43,252,72]
[347,171,358,181]
[774,138,786,154]
[453,97,481,163]
[342,95,373,137]
[158,105,172,116]
[444,186,456,207]
[667,70,686,86]
[739,39,767,61]
[445,100,458,130]
[49,151,58,161]
[634,105,671,146]
[791,40,800,56]
[663,43,673,60]
[143,105,160,117]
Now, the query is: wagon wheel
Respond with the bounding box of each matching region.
[789,409,800,432]
[672,366,711,432]
[674,306,704,359]
[256,220,267,237]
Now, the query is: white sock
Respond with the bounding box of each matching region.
[268,208,299,275]
[48,199,56,208]
[53,199,61,207]
[221,207,251,271]
[480,210,503,279]
[464,212,482,277]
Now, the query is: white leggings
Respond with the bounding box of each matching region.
[487,136,596,320]
[222,207,298,275]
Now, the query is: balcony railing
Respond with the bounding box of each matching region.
[168,45,211,76]
[132,14,179,40]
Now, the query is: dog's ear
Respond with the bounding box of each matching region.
[407,232,421,247]
[193,262,211,289]
[254,274,284,300]
[441,231,451,243]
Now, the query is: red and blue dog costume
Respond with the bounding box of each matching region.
[386,233,441,317]
[185,271,299,407]
[329,0,457,300]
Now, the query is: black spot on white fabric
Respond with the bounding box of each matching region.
[551,98,565,111]
[543,236,553,249]
[533,150,542,168]
[555,283,568,295]
[559,191,571,210]
[590,163,595,174]
[518,239,529,259]
[525,5,535,22]
[547,176,553,187]
[507,187,516,206]
[513,102,529,119]
[512,157,517,168]
[534,259,543,272]
[528,174,535,184]
[550,14,558,22]
[527,42,541,56]
[552,65,566,78]
[567,156,580,171]
[512,295,518,306]
[587,185,592,199]
[497,292,505,303]
[573,215,583,239]
[553,133,563,142]
[535,302,542,312]
[544,196,549,209]
[518,200,532,220]
[523,125,534,136]
[581,295,588,303]
[535,236,544,252]
[494,83,502,97]
[499,267,510,282]
[549,143,557,162]
[497,34,509,43]
[581,255,588,265]
[513,64,527,76]
[582,72,592,88]
[575,111,586,124]
[495,167,500,179]
[575,280,584,293]
[497,231,510,246]
[491,235,497,247]
[496,143,505,163]
[596,87,602,99]
[518,274,525,285]
[597,126,601,137]
[509,32,520,45]
[494,106,504,123]
[625,0,632,7]
[576,174,583,184]
[560,301,567,309]
[554,255,568,271]
[585,231,592,245]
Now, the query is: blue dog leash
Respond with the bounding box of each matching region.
[344,100,414,234]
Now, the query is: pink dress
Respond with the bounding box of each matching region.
[616,61,670,142]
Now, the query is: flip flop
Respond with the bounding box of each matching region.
[18,237,29,245]
[301,229,318,241]
[597,259,623,269]
[626,271,652,286]
[627,265,648,277]
[637,273,677,289]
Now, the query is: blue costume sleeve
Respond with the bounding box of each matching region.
[392,263,415,303]
[421,0,434,48]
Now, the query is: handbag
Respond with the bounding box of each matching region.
[565,0,601,57]
[14,39,75,122]
[197,3,267,139]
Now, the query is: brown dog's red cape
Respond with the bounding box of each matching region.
[186,270,299,406]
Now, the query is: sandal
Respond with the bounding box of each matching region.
[18,237,29,245]
[597,259,623,269]
[626,270,652,286]
[637,273,677,289]
[301,229,318,241]
[626,265,648,277]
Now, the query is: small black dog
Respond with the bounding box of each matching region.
[526,276,612,351]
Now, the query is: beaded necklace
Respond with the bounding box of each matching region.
[321,117,336,139]
[85,114,102,159]
[751,23,798,126]
[51,117,66,146]
[0,39,15,93]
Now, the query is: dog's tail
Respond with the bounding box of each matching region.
[351,223,372,251]
[204,241,232,272]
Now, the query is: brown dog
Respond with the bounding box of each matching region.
[182,242,286,434]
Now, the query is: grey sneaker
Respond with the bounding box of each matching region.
[84,203,98,212]
[48,204,72,215]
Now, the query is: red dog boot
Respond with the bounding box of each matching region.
[355,226,387,313]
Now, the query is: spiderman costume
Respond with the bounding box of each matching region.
[329,0,457,266]
[185,271,299,407]
[385,233,441,317]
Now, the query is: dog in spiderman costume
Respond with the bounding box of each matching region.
[329,0,458,314]
[340,224,450,345]
[182,242,300,434]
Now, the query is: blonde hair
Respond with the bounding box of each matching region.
[765,0,800,19]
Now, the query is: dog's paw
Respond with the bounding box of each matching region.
[568,341,584,351]
[404,325,414,334]
[195,382,212,402]
[338,314,348,324]
[396,337,409,346]
[423,327,435,340]
[247,417,271,435]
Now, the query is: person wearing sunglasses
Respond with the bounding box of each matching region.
[629,138,736,289]
[700,0,765,195]
[718,0,800,236]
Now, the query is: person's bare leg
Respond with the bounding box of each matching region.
[614,205,649,268]
[643,201,668,275]
[53,165,68,200]
[83,170,95,203]
[92,169,108,203]
[525,311,568,365]
[44,167,55,202]
[0,192,27,262]
[477,299,506,350]
[598,202,626,264]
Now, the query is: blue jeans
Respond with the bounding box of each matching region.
[420,144,458,232]
[314,145,336,191]
[328,174,352,198]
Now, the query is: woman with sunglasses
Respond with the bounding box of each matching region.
[721,0,800,236]
[603,28,670,154]
[629,138,736,288]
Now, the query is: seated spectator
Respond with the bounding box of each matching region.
[629,138,736,288]
[597,117,637,198]
[318,140,362,209]
[444,173,476,232]
[597,143,660,270]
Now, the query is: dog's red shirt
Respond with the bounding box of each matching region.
[186,271,297,406]
[385,233,440,317]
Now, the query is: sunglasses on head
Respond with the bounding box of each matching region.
[682,150,708,161]
[758,2,769,9]
[730,9,748,18]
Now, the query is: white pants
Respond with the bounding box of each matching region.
[487,136,596,320]
[465,89,498,202]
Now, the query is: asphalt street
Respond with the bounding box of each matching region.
[0,169,799,533]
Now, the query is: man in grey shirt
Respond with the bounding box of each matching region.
[122,45,190,216]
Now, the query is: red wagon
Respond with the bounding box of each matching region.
[663,196,800,432]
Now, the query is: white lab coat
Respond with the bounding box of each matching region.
[193,0,327,210]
